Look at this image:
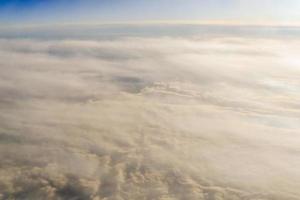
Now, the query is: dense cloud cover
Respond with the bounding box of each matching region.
[0,28,300,199]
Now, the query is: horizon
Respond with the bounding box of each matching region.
[0,0,300,26]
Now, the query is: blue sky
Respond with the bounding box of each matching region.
[0,0,300,25]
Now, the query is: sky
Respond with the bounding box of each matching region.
[0,0,300,26]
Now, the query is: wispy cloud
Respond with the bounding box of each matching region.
[0,27,300,199]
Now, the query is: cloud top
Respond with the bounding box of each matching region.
[0,30,300,199]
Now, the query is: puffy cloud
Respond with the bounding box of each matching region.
[0,31,300,199]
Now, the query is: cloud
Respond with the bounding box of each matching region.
[0,31,300,200]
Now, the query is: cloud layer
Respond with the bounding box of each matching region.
[0,31,300,200]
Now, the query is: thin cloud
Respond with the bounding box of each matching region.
[0,30,300,199]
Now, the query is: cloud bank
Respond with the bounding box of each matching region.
[0,28,300,199]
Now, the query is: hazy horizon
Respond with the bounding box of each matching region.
[0,0,300,25]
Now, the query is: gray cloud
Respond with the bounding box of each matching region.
[0,33,300,200]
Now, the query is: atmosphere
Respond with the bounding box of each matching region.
[1,0,300,25]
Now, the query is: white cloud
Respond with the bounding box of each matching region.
[0,33,300,199]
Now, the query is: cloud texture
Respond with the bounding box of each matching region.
[0,30,300,200]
